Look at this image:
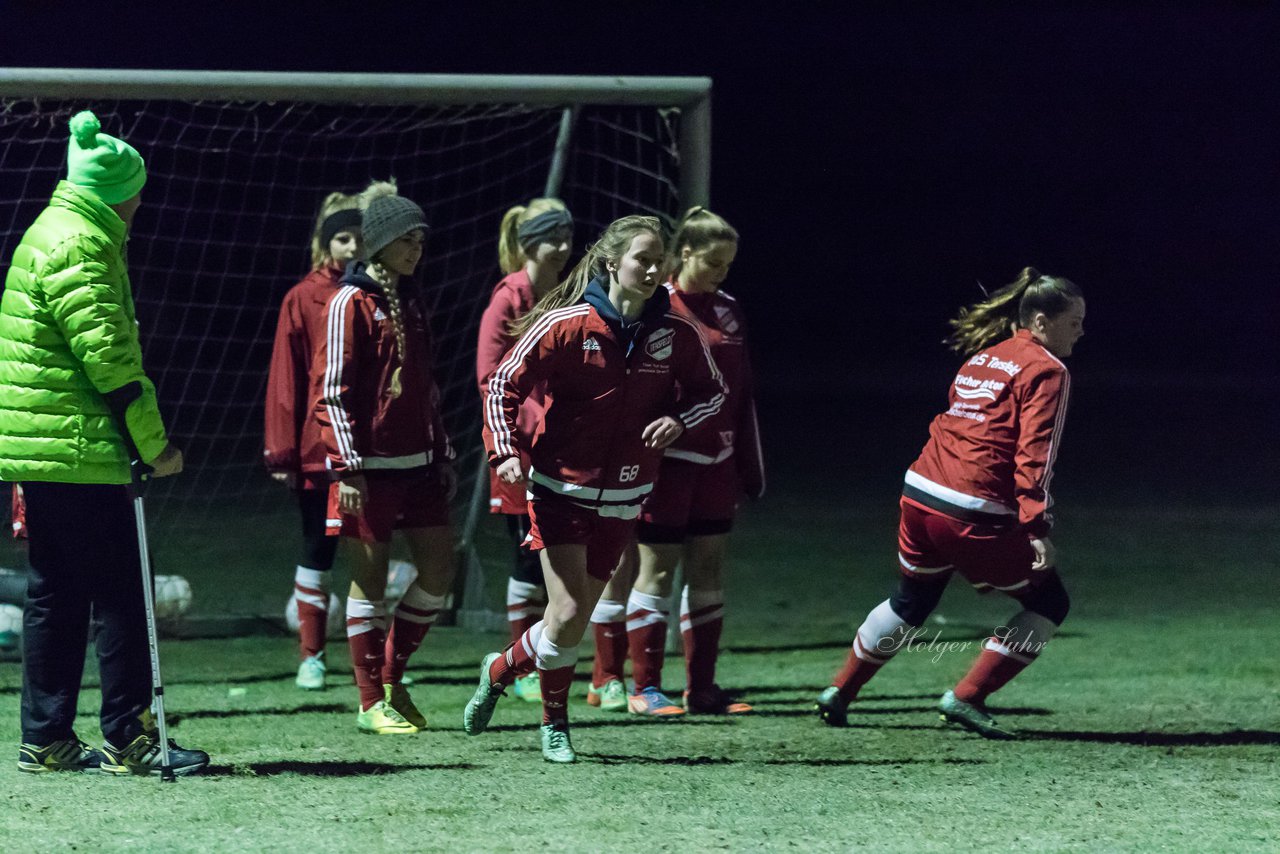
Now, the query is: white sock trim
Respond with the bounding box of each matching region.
[295,566,330,591]
[590,598,626,625]
[534,631,579,671]
[987,610,1057,663]
[345,597,387,636]
[853,599,912,663]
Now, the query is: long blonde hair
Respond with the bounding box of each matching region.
[667,206,738,279]
[946,267,1083,356]
[358,180,410,397]
[498,197,570,274]
[512,215,663,338]
[308,191,360,270]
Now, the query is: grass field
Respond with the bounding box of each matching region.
[1,385,1277,851]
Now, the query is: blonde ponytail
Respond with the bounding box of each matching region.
[496,197,571,275]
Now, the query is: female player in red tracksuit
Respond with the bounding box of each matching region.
[475,197,573,705]
[816,267,1085,739]
[315,182,456,735]
[588,207,765,717]
[263,191,362,691]
[464,214,727,763]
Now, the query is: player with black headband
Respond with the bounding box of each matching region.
[475,198,574,705]
[265,192,363,691]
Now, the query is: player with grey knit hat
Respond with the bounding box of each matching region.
[360,181,430,261]
[317,180,456,735]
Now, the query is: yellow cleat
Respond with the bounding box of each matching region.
[356,700,419,735]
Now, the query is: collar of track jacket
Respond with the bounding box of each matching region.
[583,275,670,357]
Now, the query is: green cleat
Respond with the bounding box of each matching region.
[463,652,506,736]
[512,671,542,703]
[17,736,102,774]
[540,720,577,764]
[385,682,427,730]
[939,690,1017,740]
[355,700,419,735]
[295,653,326,691]
[814,687,849,728]
[586,678,628,712]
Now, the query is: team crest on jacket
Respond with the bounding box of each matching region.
[714,304,740,334]
[645,328,674,361]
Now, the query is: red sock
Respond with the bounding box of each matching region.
[831,599,913,702]
[680,587,724,695]
[345,597,386,711]
[627,590,668,692]
[832,635,890,703]
[507,579,545,644]
[590,598,628,687]
[592,622,628,687]
[489,621,543,686]
[953,641,1034,704]
[539,665,575,724]
[382,586,444,685]
[294,566,329,659]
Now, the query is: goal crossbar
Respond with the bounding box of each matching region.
[0,68,711,107]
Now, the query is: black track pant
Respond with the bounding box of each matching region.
[20,482,150,747]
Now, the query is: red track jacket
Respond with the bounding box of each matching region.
[483,278,726,517]
[475,270,546,447]
[263,266,341,476]
[662,284,765,499]
[904,329,1070,538]
[315,263,453,476]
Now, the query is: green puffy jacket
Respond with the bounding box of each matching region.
[0,181,167,484]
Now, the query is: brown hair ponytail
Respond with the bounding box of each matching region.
[666,206,738,279]
[945,267,1083,356]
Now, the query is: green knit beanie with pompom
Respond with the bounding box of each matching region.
[66,110,146,205]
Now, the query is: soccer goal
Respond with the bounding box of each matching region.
[0,69,711,628]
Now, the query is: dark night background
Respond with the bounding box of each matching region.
[4,3,1278,506]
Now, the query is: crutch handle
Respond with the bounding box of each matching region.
[103,381,154,498]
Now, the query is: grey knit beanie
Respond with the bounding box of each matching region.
[362,194,429,260]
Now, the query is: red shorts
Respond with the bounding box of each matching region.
[488,466,530,515]
[639,457,738,533]
[896,497,1042,594]
[526,497,637,582]
[327,468,451,544]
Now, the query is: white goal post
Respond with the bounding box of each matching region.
[0,69,711,628]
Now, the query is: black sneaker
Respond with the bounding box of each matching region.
[814,686,849,727]
[101,732,210,777]
[17,736,103,773]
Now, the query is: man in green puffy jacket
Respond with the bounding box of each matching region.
[0,111,207,775]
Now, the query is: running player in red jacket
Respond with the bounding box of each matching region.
[588,207,764,716]
[315,182,456,735]
[465,215,727,762]
[263,191,361,691]
[475,198,573,705]
[816,267,1085,739]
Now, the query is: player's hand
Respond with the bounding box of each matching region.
[339,474,368,516]
[150,443,184,478]
[436,463,458,501]
[270,471,297,489]
[496,457,524,484]
[1030,537,1056,571]
[642,416,684,449]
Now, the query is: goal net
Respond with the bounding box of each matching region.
[0,71,710,624]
